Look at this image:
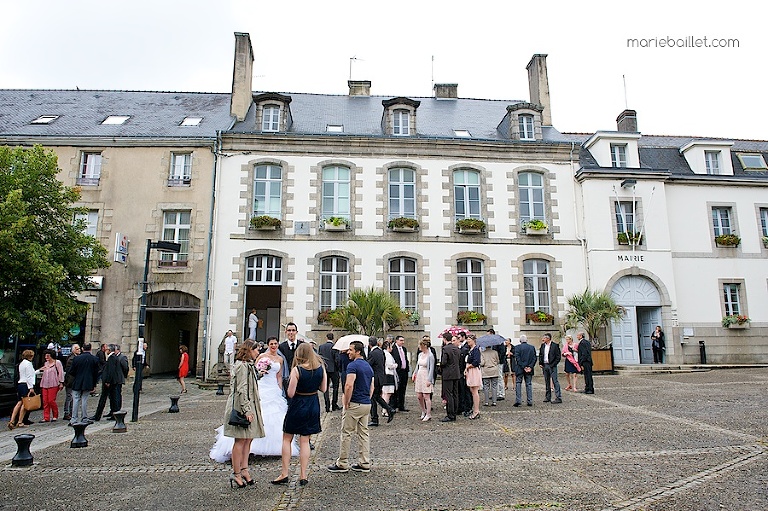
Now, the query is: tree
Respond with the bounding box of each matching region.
[328,287,405,337]
[0,145,110,343]
[563,289,626,348]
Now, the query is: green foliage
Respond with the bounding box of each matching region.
[250,215,282,228]
[0,145,110,342]
[526,310,554,323]
[722,314,750,327]
[714,233,740,246]
[617,231,643,244]
[327,287,405,336]
[387,217,419,229]
[563,289,625,347]
[455,218,486,231]
[324,216,349,227]
[523,219,548,230]
[456,310,487,324]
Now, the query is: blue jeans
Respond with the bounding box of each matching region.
[515,373,533,404]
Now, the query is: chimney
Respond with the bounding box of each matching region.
[617,109,638,132]
[526,54,552,126]
[433,83,458,99]
[230,32,254,122]
[348,80,371,96]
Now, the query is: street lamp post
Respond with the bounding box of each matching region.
[132,239,181,422]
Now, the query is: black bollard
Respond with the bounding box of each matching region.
[699,340,707,364]
[12,434,35,467]
[169,395,180,413]
[216,384,225,395]
[70,423,88,448]
[112,410,127,433]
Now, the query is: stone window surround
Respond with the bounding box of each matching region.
[514,253,562,329]
[446,252,495,326]
[163,151,195,186]
[382,97,420,136]
[708,201,740,251]
[152,202,197,273]
[378,251,428,321]
[307,250,362,325]
[444,163,492,235]
[232,248,291,330]
[718,278,747,319]
[311,159,361,231]
[506,103,544,142]
[72,149,106,188]
[512,166,557,235]
[756,204,768,247]
[240,158,292,232]
[376,161,428,232]
[609,196,645,249]
[253,92,292,133]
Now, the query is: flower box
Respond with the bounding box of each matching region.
[762,236,768,248]
[522,220,548,235]
[727,323,748,329]
[525,226,548,235]
[455,218,486,235]
[388,217,419,232]
[527,319,554,326]
[526,311,554,325]
[460,321,484,326]
[392,226,417,233]
[456,310,487,325]
[722,314,750,328]
[324,217,349,232]
[250,215,282,230]
[617,232,643,245]
[715,234,740,247]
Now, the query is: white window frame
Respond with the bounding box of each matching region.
[393,109,410,136]
[253,164,283,219]
[321,166,351,220]
[615,201,637,234]
[519,172,545,223]
[389,257,417,310]
[457,258,484,313]
[79,152,102,184]
[160,211,190,267]
[523,259,551,315]
[388,168,416,220]
[760,208,768,237]
[169,153,191,184]
[245,255,282,284]
[319,256,349,310]
[519,114,535,140]
[262,105,280,132]
[610,144,628,168]
[73,210,98,237]
[712,207,732,236]
[453,169,482,221]
[705,150,721,175]
[723,283,741,316]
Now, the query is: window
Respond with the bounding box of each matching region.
[760,208,768,237]
[322,166,350,220]
[160,211,190,267]
[453,129,471,138]
[326,125,344,133]
[262,105,280,132]
[712,207,732,236]
[737,154,768,170]
[78,152,102,185]
[705,150,721,175]
[523,259,550,315]
[388,168,416,220]
[389,257,417,310]
[253,164,282,218]
[320,256,349,310]
[245,255,282,284]
[101,115,130,125]
[180,116,202,126]
[615,201,636,234]
[453,169,481,221]
[519,172,545,223]
[723,283,741,316]
[610,144,628,168]
[393,109,410,136]
[73,210,98,237]
[31,115,59,124]
[169,153,191,184]
[457,258,484,313]
[519,115,535,140]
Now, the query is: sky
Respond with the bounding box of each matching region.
[1,0,764,140]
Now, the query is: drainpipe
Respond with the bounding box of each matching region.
[571,141,591,289]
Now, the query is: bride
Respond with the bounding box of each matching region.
[210,337,298,461]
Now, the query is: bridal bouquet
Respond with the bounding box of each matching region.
[256,358,271,372]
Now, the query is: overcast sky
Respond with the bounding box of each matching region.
[1,0,764,140]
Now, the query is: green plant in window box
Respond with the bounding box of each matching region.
[721,314,750,327]
[401,309,420,325]
[617,232,642,245]
[317,308,339,324]
[324,216,349,227]
[762,236,768,248]
[456,310,487,324]
[250,215,282,229]
[387,217,420,230]
[714,234,740,247]
[526,310,554,323]
[522,219,548,230]
[455,218,486,232]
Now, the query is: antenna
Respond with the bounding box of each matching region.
[431,55,435,90]
[622,74,628,109]
[349,56,358,80]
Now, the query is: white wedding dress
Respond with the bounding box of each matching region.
[209,361,298,461]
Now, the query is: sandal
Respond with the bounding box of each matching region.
[7,422,15,430]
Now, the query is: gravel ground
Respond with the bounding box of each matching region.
[1,369,766,511]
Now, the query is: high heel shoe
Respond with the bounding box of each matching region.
[271,475,289,485]
[299,478,308,486]
[241,468,255,485]
[469,413,480,420]
[230,472,246,489]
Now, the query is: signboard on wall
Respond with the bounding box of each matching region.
[114,232,129,263]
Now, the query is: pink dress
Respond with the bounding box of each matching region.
[414,352,433,393]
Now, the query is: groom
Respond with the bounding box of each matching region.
[278,322,303,391]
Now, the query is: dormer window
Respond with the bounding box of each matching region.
[679,140,734,176]
[519,115,535,140]
[382,97,420,137]
[393,109,410,136]
[705,150,721,175]
[611,144,628,168]
[253,93,292,133]
[262,105,280,132]
[503,103,543,141]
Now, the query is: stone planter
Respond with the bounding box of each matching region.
[253,225,277,231]
[459,321,484,326]
[324,222,348,232]
[392,226,417,233]
[527,320,554,326]
[726,323,748,329]
[458,228,482,235]
[525,226,548,235]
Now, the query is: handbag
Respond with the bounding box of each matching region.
[22,393,42,411]
[227,366,251,428]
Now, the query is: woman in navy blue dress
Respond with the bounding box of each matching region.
[272,343,327,486]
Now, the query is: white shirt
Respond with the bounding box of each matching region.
[224,334,237,354]
[543,342,551,364]
[18,359,36,387]
[248,313,258,328]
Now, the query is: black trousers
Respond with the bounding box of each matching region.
[394,368,409,409]
[458,376,471,413]
[582,361,594,393]
[652,347,664,363]
[369,385,393,422]
[93,381,111,419]
[323,371,340,410]
[443,378,459,419]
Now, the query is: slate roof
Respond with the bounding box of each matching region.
[230,92,574,143]
[0,90,232,139]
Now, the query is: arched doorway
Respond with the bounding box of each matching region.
[244,255,283,343]
[610,276,662,364]
[146,291,200,376]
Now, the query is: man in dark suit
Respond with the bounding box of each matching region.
[278,322,303,390]
[91,344,129,421]
[68,343,100,425]
[366,337,396,426]
[538,332,562,404]
[391,335,410,411]
[440,336,461,422]
[318,332,341,411]
[514,334,536,407]
[577,332,594,394]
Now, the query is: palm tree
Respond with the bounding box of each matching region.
[564,289,626,348]
[328,287,405,337]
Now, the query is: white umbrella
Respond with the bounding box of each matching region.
[333,334,370,351]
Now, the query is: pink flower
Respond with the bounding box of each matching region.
[255,358,271,372]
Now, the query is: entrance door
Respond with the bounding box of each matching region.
[612,306,639,364]
[637,307,661,364]
[244,255,283,343]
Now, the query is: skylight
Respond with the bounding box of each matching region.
[102,115,130,125]
[737,153,767,170]
[180,116,203,126]
[31,115,59,124]
[453,130,471,138]
[326,124,344,133]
